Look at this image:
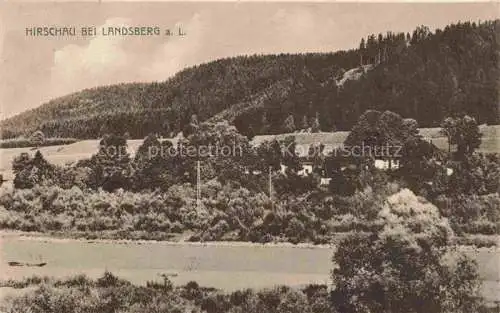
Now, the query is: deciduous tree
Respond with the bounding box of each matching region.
[332,189,482,313]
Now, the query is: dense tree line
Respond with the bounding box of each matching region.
[0,137,77,149]
[1,20,498,139]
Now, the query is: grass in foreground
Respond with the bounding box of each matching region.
[1,272,498,313]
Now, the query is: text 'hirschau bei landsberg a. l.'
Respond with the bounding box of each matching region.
[25,25,186,37]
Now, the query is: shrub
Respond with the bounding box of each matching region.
[331,189,483,313]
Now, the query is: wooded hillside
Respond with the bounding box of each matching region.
[1,20,498,139]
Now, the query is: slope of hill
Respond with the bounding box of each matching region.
[1,20,498,139]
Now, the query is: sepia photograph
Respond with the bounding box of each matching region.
[0,1,499,312]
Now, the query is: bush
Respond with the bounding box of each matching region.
[331,189,483,313]
[1,177,497,243]
[0,271,492,313]
[436,193,500,235]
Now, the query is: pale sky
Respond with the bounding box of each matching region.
[0,1,498,119]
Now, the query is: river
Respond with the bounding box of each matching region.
[0,235,498,304]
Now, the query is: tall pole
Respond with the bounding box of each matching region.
[268,166,272,202]
[197,160,201,209]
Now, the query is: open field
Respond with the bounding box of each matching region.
[0,140,145,181]
[254,125,499,154]
[0,235,498,304]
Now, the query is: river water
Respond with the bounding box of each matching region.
[0,236,498,303]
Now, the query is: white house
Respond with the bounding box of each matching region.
[374,159,400,170]
[320,177,332,185]
[298,164,313,176]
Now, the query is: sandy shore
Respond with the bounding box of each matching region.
[0,230,334,250]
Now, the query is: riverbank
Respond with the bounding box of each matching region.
[1,230,497,250]
[0,230,334,249]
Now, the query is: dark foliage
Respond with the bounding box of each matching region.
[0,272,342,313]
[1,21,498,139]
[0,137,77,149]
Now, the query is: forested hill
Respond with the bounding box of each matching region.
[1,20,498,139]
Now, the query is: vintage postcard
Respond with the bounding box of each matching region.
[0,1,499,312]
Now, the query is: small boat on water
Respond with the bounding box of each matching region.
[8,261,47,267]
[8,253,47,267]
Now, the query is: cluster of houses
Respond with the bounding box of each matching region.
[251,138,453,187]
[268,142,403,186]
